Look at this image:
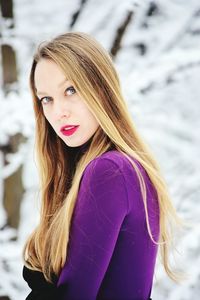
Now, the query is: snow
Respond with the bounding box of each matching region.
[0,0,200,299]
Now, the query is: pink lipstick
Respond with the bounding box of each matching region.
[60,125,79,136]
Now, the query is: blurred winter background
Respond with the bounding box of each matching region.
[0,0,199,299]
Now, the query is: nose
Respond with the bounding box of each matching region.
[53,101,71,121]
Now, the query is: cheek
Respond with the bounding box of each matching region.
[88,112,99,126]
[43,109,53,125]
[81,105,98,124]
[43,110,48,121]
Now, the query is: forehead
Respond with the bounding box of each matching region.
[34,59,70,93]
[34,59,65,82]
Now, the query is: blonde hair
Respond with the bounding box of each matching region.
[23,31,182,283]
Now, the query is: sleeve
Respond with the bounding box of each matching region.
[56,158,129,300]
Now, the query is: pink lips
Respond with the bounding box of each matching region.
[60,125,79,136]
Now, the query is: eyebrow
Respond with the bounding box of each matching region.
[36,78,70,96]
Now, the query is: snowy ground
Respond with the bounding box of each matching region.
[0,0,200,299]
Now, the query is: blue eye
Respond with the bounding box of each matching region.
[39,97,52,105]
[65,86,76,96]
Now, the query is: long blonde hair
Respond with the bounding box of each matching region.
[23,31,182,283]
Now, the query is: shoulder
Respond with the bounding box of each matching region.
[79,150,133,215]
[82,150,143,183]
[82,150,156,198]
[93,149,143,169]
[80,150,156,214]
[84,150,131,173]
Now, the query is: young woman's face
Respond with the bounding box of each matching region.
[34,59,100,147]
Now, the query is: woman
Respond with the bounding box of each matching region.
[22,31,181,300]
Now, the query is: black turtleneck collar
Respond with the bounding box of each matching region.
[69,134,93,154]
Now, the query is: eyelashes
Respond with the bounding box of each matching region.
[38,86,76,105]
[38,96,52,105]
[65,86,76,96]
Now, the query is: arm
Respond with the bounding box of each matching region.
[56,157,129,300]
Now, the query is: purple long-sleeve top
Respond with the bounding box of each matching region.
[56,149,160,300]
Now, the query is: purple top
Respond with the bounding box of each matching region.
[55,149,160,300]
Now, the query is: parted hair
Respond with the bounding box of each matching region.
[23,31,182,283]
